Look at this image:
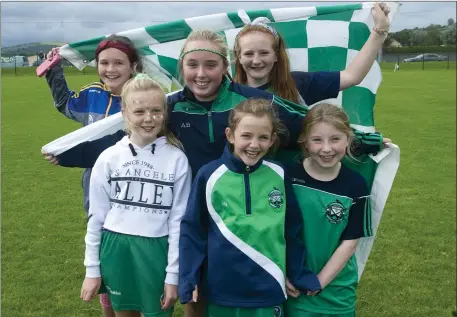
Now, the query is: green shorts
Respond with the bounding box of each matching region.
[284,305,355,317]
[206,303,284,317]
[99,230,173,317]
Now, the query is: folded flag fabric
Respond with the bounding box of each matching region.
[42,2,400,279]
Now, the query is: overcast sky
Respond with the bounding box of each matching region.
[2,1,456,47]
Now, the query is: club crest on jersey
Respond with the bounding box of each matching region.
[325,199,347,224]
[273,306,282,317]
[268,187,283,209]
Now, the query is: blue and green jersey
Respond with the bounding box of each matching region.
[285,161,372,315]
[178,146,321,308]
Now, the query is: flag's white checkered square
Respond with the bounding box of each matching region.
[149,39,187,60]
[271,7,317,22]
[306,20,350,48]
[59,46,90,70]
[346,49,382,93]
[143,56,173,90]
[287,48,309,72]
[225,28,242,52]
[114,27,159,47]
[350,4,374,29]
[186,13,235,32]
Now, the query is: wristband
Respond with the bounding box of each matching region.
[373,27,389,36]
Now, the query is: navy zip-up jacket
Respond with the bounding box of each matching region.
[179,145,321,307]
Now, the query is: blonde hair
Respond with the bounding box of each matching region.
[233,25,300,104]
[121,74,183,150]
[227,98,288,152]
[298,103,355,159]
[178,29,233,81]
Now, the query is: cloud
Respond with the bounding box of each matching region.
[1,1,455,47]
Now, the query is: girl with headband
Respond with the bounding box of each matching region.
[233,3,391,106]
[44,34,143,317]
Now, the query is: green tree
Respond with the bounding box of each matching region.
[441,25,457,45]
[448,18,455,26]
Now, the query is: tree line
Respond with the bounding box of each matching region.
[384,18,456,47]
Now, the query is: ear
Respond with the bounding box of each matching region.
[225,127,234,144]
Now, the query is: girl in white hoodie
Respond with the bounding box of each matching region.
[80,74,192,317]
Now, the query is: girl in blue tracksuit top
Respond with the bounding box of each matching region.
[179,98,320,317]
[45,34,143,216]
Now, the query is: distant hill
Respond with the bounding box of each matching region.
[1,42,67,57]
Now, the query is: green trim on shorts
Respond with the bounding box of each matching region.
[206,303,283,317]
[284,305,355,317]
[100,230,173,317]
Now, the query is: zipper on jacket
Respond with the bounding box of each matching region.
[208,111,214,143]
[244,166,251,215]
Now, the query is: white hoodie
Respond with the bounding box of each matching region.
[84,136,192,285]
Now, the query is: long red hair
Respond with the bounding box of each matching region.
[233,25,300,104]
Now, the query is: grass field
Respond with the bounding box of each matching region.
[1,65,456,317]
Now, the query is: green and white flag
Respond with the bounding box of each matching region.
[42,2,400,279]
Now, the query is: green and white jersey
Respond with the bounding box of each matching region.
[286,161,372,315]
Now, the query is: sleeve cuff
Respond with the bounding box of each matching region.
[165,272,179,285]
[85,266,101,278]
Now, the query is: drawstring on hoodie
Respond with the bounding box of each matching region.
[128,143,137,156]
[128,143,156,156]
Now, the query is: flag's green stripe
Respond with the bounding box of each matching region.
[68,36,106,62]
[315,3,362,16]
[348,22,371,51]
[342,86,376,127]
[144,20,192,43]
[139,46,157,56]
[308,46,348,72]
[273,20,308,48]
[227,12,245,28]
[309,9,355,22]
[157,55,179,81]
[245,9,276,22]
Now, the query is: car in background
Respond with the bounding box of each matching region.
[1,56,29,68]
[403,53,448,62]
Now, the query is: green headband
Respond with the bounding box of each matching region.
[179,48,227,60]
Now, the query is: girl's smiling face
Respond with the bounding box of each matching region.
[181,40,226,102]
[226,113,276,166]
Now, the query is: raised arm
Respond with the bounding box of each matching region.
[340,3,390,90]
[45,48,89,123]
